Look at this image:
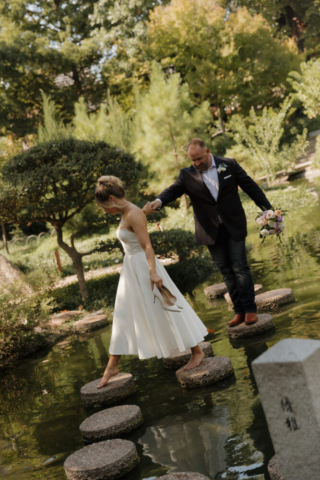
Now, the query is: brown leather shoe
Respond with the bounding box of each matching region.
[227,314,245,327]
[245,313,258,325]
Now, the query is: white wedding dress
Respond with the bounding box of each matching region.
[109,228,208,359]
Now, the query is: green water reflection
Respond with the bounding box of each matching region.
[1,202,320,480]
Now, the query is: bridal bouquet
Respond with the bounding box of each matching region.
[256,209,285,241]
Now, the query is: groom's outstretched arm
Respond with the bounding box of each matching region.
[156,171,187,208]
[234,160,272,211]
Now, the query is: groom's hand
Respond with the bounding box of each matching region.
[143,199,161,215]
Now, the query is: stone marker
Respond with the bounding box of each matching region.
[73,314,108,333]
[49,311,82,328]
[255,288,295,310]
[163,342,213,369]
[64,439,139,480]
[176,357,233,389]
[0,254,33,295]
[226,314,274,339]
[80,405,143,442]
[268,456,283,480]
[204,282,227,299]
[81,373,136,408]
[158,473,210,480]
[224,284,263,304]
[252,338,320,480]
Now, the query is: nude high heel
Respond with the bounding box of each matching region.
[153,286,181,313]
[160,285,183,310]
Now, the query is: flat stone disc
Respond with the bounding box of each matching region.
[204,282,227,299]
[80,405,143,442]
[81,373,136,408]
[255,288,295,310]
[158,473,210,480]
[163,342,213,369]
[229,328,276,348]
[227,314,274,339]
[224,284,263,304]
[73,314,108,333]
[175,357,233,389]
[64,439,139,480]
[268,456,283,480]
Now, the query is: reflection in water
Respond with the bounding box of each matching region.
[0,201,320,479]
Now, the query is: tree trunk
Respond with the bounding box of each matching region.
[54,249,63,272]
[55,226,88,301]
[1,222,9,254]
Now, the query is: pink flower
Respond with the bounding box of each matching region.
[274,210,281,216]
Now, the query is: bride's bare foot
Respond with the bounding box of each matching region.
[97,367,119,389]
[184,349,205,370]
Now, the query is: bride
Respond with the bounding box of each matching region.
[95,175,209,388]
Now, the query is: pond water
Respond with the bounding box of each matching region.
[1,199,320,480]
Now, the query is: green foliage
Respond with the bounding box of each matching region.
[38,92,72,143]
[149,229,203,261]
[133,62,212,188]
[314,136,320,169]
[73,93,135,152]
[230,98,308,185]
[165,256,215,294]
[0,287,52,359]
[0,138,142,227]
[146,0,302,118]
[0,0,106,137]
[289,59,320,119]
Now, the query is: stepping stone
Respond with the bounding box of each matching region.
[80,405,143,442]
[73,314,108,333]
[229,328,276,348]
[64,439,139,480]
[158,473,210,480]
[204,282,227,299]
[226,314,274,339]
[268,456,283,480]
[163,342,213,369]
[175,357,233,389]
[81,373,136,408]
[224,284,263,304]
[255,288,295,310]
[49,310,81,328]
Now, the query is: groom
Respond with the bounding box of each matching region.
[145,138,272,326]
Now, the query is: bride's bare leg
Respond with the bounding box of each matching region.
[98,354,121,389]
[184,345,205,370]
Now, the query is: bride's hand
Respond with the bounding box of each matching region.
[150,272,163,291]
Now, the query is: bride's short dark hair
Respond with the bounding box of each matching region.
[95,175,125,205]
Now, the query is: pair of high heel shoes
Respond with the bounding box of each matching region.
[153,285,183,313]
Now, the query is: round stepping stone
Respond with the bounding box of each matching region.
[229,328,276,348]
[73,314,108,333]
[158,473,210,480]
[80,405,143,442]
[255,288,295,310]
[64,439,139,480]
[268,456,283,480]
[163,342,213,369]
[175,357,233,389]
[224,284,263,304]
[81,373,136,408]
[204,282,227,299]
[226,314,274,339]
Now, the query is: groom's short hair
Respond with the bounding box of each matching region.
[188,138,206,149]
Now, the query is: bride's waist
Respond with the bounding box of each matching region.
[123,247,144,256]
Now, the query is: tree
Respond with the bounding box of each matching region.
[230,98,308,186]
[146,0,303,129]
[0,0,105,137]
[133,62,213,201]
[289,59,320,119]
[0,138,143,300]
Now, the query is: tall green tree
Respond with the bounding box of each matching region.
[133,62,213,197]
[230,98,308,186]
[0,138,143,300]
[0,0,105,137]
[146,0,303,130]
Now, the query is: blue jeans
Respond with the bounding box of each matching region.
[208,224,256,314]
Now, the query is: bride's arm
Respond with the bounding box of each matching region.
[129,210,163,291]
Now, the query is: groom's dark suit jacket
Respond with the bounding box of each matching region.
[158,156,272,246]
